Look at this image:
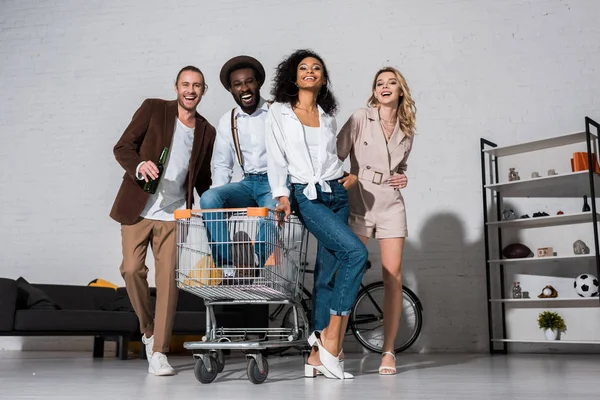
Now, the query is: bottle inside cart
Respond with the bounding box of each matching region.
[143,147,168,194]
[512,282,522,299]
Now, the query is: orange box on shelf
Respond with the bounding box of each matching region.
[571,152,600,173]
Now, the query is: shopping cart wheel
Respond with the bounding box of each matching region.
[247,357,269,384]
[213,350,225,373]
[194,356,219,384]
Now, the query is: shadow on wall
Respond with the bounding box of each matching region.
[361,211,488,354]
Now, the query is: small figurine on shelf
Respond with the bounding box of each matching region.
[512,282,522,299]
[508,168,520,182]
[531,171,540,178]
[582,195,591,212]
[537,247,554,257]
[548,169,557,176]
[501,209,516,221]
[557,210,564,215]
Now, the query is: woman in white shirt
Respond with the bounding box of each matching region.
[265,49,368,380]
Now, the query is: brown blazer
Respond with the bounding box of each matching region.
[109,98,216,225]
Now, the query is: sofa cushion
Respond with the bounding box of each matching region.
[14,310,139,333]
[0,278,17,331]
[34,284,118,311]
[172,311,251,333]
[99,292,135,312]
[176,289,206,312]
[172,305,269,334]
[16,278,61,310]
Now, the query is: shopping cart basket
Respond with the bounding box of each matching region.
[174,207,310,384]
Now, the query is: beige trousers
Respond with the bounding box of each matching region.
[119,218,178,353]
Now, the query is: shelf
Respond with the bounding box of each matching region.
[488,254,595,264]
[487,212,599,228]
[490,298,599,303]
[491,339,600,344]
[482,131,594,157]
[481,121,600,355]
[484,171,600,198]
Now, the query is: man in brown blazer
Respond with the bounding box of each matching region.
[110,65,215,376]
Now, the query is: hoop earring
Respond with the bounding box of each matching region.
[284,82,299,97]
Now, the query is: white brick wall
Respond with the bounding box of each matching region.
[1,0,598,352]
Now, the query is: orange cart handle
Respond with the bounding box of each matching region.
[174,207,270,220]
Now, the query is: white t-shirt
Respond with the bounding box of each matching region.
[140,118,194,221]
[303,125,321,177]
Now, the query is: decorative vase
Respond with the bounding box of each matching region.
[583,195,591,212]
[544,328,558,341]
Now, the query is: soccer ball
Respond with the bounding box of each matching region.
[574,274,599,297]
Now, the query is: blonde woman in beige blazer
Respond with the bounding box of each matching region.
[337,66,416,375]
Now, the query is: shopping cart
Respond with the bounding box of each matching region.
[173,207,310,384]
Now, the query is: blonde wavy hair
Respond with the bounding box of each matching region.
[367,67,416,137]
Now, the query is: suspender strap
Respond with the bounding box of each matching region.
[230,108,244,172]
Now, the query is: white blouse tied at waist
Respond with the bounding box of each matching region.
[265,102,345,200]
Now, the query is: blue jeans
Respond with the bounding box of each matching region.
[199,174,277,268]
[290,180,368,332]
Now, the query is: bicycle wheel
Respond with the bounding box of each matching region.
[350,282,422,353]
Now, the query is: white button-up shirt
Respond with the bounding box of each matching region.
[265,102,345,200]
[210,98,270,188]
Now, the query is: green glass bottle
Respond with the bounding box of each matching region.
[143,147,168,194]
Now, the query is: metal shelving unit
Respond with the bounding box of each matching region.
[480,117,600,354]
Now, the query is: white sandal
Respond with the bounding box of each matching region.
[378,351,397,375]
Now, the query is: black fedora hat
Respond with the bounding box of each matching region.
[219,55,266,90]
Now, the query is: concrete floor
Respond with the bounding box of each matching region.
[0,351,597,399]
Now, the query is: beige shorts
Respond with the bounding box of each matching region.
[347,184,408,239]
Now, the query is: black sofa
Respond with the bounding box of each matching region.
[0,278,268,360]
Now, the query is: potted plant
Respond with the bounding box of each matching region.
[537,311,566,340]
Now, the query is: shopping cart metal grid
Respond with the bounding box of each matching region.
[174,207,310,384]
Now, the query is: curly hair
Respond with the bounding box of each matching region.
[270,49,339,115]
[367,67,416,137]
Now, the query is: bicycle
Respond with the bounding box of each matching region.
[267,259,423,355]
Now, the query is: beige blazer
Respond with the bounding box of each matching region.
[337,107,414,238]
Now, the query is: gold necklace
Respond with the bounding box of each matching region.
[293,105,317,113]
[380,121,394,141]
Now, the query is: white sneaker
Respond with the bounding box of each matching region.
[149,352,176,376]
[141,334,153,363]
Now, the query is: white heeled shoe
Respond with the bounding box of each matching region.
[314,350,352,378]
[305,363,353,379]
[378,351,397,375]
[307,331,346,380]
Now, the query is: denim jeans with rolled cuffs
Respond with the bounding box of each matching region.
[199,173,277,271]
[290,180,368,331]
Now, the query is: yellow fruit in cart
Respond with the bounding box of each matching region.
[183,255,223,287]
[265,248,280,267]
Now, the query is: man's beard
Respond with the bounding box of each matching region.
[235,90,258,113]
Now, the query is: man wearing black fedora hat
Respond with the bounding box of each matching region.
[200,55,276,282]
